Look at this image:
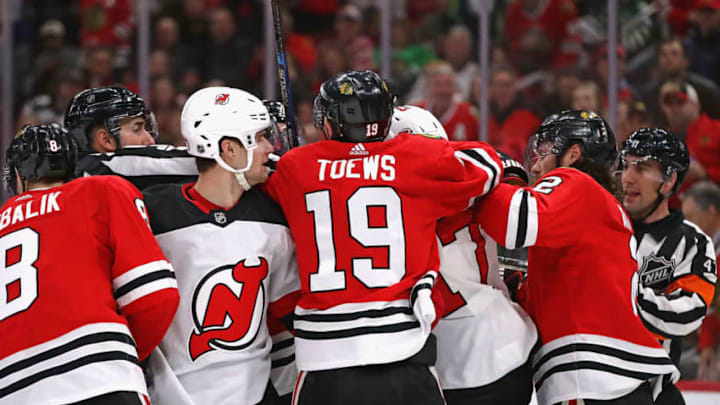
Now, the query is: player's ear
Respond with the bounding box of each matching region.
[563,144,583,166]
[91,127,116,153]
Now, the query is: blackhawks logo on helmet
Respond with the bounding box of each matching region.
[339,82,354,96]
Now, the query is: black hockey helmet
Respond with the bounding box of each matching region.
[64,86,151,151]
[4,124,78,194]
[619,127,689,193]
[313,70,394,143]
[528,110,617,169]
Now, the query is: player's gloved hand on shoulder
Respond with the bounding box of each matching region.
[497,151,529,186]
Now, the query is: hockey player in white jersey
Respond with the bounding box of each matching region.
[388,106,538,404]
[618,128,717,405]
[141,87,300,405]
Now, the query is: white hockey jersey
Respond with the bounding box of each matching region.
[434,210,538,389]
[142,183,300,405]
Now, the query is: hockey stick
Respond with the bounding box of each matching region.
[270,0,300,149]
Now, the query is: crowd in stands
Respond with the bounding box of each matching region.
[12,0,720,381]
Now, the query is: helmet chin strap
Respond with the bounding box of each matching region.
[234,172,252,191]
[637,182,668,223]
[214,149,254,191]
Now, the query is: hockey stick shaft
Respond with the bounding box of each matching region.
[270,0,300,148]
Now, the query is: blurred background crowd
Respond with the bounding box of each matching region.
[6,0,720,383]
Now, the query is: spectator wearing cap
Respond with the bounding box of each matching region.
[683,181,720,380]
[660,81,720,186]
[415,61,479,142]
[643,38,720,125]
[15,19,82,99]
[685,0,720,87]
[484,64,541,162]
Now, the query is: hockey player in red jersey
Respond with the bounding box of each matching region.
[618,128,717,405]
[388,106,538,405]
[474,111,679,404]
[141,87,300,405]
[0,124,179,405]
[263,70,503,405]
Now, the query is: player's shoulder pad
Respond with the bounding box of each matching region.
[78,173,138,191]
[75,153,114,177]
[243,188,289,227]
[142,183,182,211]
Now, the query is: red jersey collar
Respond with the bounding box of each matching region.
[182,183,227,213]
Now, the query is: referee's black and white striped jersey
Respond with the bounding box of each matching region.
[634,210,717,343]
[76,145,197,190]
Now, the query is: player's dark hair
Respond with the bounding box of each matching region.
[195,157,216,173]
[572,152,620,199]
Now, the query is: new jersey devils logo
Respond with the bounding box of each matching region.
[188,257,268,361]
[215,93,230,105]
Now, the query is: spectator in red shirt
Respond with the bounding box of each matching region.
[80,0,133,48]
[485,65,541,162]
[683,181,720,380]
[504,0,581,72]
[415,61,479,141]
[661,81,720,186]
[281,7,318,74]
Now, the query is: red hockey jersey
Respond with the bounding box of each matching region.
[474,168,678,404]
[263,133,502,371]
[0,176,178,404]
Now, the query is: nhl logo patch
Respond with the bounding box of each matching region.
[639,253,675,288]
[213,211,228,224]
[215,93,230,105]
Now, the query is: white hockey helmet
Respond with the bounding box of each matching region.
[181,87,272,186]
[387,105,448,140]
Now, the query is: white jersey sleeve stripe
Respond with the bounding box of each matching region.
[113,260,176,308]
[505,189,524,249]
[454,150,497,195]
[504,189,538,249]
[115,278,178,309]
